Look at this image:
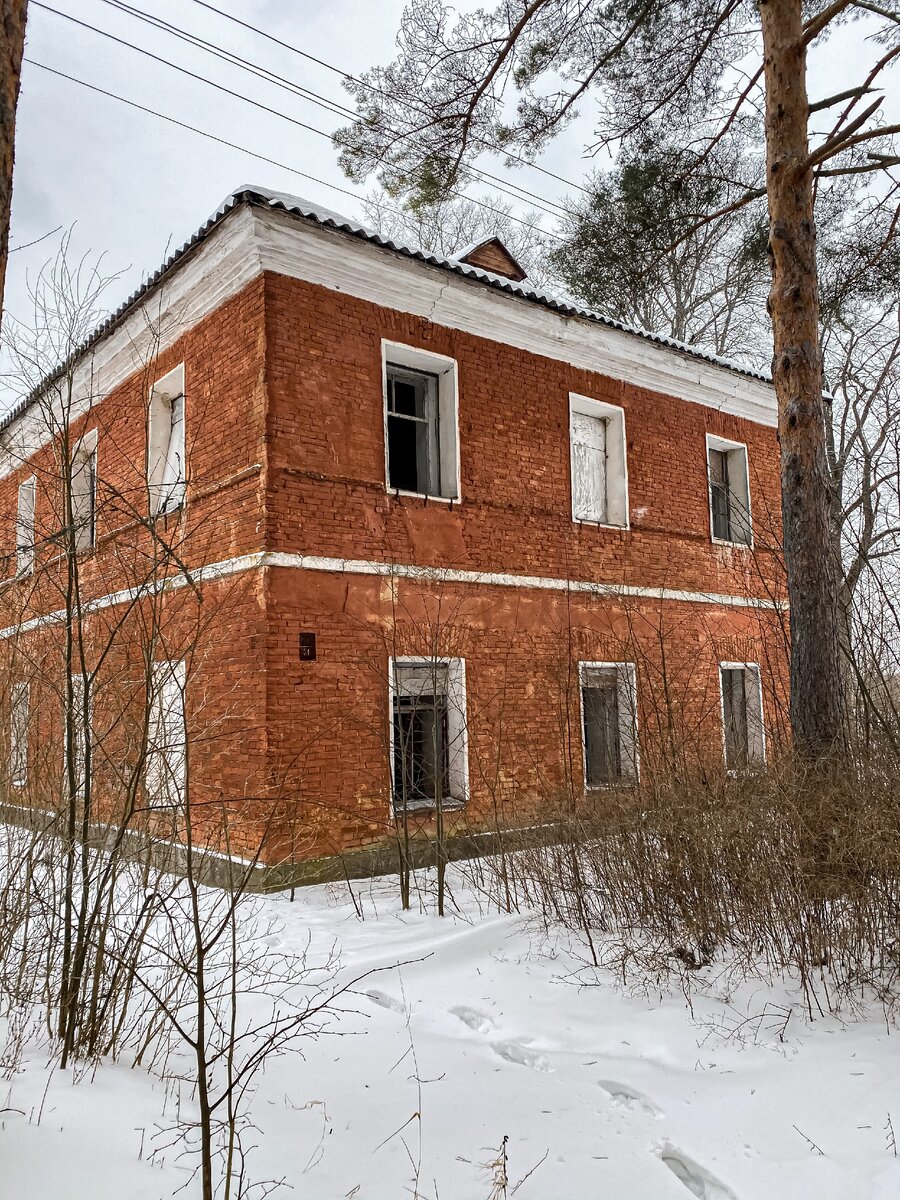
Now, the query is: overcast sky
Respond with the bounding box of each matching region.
[3,0,898,412]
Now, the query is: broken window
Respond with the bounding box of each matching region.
[146,659,187,808]
[571,411,608,522]
[708,439,751,545]
[9,681,29,787]
[391,659,468,811]
[580,663,639,786]
[71,434,97,552]
[386,366,441,495]
[148,365,186,515]
[720,664,765,770]
[15,476,36,576]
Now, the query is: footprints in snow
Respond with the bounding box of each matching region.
[450,1005,495,1035]
[451,1005,552,1072]
[364,989,406,1014]
[366,996,553,1072]
[659,1144,736,1200]
[489,1038,552,1072]
[597,1079,660,1118]
[364,994,735,1198]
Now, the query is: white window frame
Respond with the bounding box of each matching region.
[569,394,629,528]
[388,655,469,813]
[146,659,187,809]
[578,661,640,787]
[71,428,98,552]
[15,475,36,576]
[382,341,460,502]
[706,434,752,547]
[9,681,29,788]
[718,661,766,771]
[148,364,186,517]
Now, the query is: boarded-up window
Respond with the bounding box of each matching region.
[10,681,29,786]
[386,366,441,495]
[720,664,765,769]
[146,660,187,808]
[15,476,36,576]
[148,366,186,516]
[71,436,97,552]
[67,674,91,798]
[580,663,639,785]
[571,411,608,522]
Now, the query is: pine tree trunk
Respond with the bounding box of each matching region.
[0,0,27,325]
[759,0,845,758]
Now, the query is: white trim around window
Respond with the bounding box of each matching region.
[382,341,461,502]
[718,661,766,770]
[706,434,753,548]
[569,394,629,528]
[578,660,639,787]
[387,655,469,813]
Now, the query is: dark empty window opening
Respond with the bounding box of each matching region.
[721,667,750,770]
[709,448,733,542]
[386,366,441,495]
[582,669,623,785]
[708,442,751,545]
[392,663,450,809]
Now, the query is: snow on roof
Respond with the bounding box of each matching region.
[0,185,771,436]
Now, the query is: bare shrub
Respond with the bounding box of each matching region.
[485,749,900,1017]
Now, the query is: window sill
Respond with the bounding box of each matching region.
[387,488,460,505]
[711,536,753,550]
[585,779,639,791]
[573,517,629,531]
[393,797,466,816]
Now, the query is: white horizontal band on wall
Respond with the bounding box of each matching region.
[0,550,785,641]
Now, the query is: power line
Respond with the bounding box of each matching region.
[34,0,572,223]
[99,0,573,219]
[185,0,592,198]
[23,58,567,246]
[100,0,575,219]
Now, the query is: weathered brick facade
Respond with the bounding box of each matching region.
[0,189,789,866]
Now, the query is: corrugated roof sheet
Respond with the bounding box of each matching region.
[0,184,771,436]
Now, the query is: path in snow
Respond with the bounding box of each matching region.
[3,868,900,1199]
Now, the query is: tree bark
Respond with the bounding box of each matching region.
[759,0,846,758]
[0,0,27,326]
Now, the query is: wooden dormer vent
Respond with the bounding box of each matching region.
[456,237,528,282]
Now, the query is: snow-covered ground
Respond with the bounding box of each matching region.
[3,867,900,1199]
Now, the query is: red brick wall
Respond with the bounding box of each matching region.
[262,567,789,862]
[259,270,788,861]
[262,272,784,600]
[0,278,271,847]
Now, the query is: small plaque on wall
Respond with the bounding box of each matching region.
[299,632,317,661]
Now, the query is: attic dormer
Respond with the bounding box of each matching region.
[455,237,528,282]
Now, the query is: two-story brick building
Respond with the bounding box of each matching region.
[0,186,788,870]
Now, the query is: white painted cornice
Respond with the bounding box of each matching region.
[0,198,776,485]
